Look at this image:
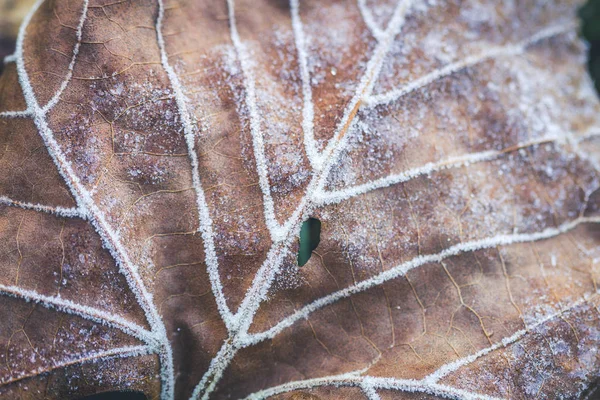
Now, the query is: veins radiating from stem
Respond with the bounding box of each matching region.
[245,290,600,400]
[0,1,593,399]
[315,129,600,205]
[244,216,600,346]
[189,6,587,398]
[0,284,157,346]
[189,1,418,398]
[155,0,234,332]
[5,0,173,398]
[0,195,86,219]
[365,22,579,108]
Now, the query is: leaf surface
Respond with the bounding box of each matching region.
[1,0,600,399]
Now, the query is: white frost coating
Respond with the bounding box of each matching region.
[357,0,384,40]
[425,295,592,384]
[244,216,600,345]
[576,128,600,143]
[190,244,295,400]
[315,133,577,205]
[290,0,319,171]
[0,109,32,118]
[189,340,238,400]
[227,0,282,241]
[0,284,158,347]
[0,345,152,386]
[189,14,593,397]
[246,290,600,399]
[317,0,414,167]
[361,380,382,400]
[41,0,89,113]
[190,2,418,397]
[155,0,234,332]
[244,373,500,400]
[566,130,600,175]
[366,22,578,108]
[235,0,417,334]
[0,195,86,218]
[12,1,174,398]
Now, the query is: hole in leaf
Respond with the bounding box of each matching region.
[77,391,147,400]
[580,0,600,94]
[297,218,321,267]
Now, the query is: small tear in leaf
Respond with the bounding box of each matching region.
[77,392,147,400]
[298,218,321,267]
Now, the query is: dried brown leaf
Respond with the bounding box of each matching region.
[1,0,600,399]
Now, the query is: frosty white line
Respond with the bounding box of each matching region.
[244,216,600,345]
[190,339,238,400]
[0,110,32,118]
[227,0,281,241]
[0,345,152,386]
[155,0,234,331]
[366,22,578,108]
[0,195,86,218]
[247,291,599,400]
[290,0,319,170]
[41,0,89,113]
[235,0,417,333]
[575,128,600,143]
[244,373,499,400]
[189,1,419,397]
[361,381,382,400]
[357,0,384,40]
[424,295,593,384]
[314,130,599,206]
[12,1,174,398]
[190,20,589,392]
[565,129,600,175]
[316,0,414,168]
[0,284,158,347]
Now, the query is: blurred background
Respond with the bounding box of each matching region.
[581,0,600,94]
[0,0,34,73]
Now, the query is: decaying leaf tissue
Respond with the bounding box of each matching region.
[1,0,600,399]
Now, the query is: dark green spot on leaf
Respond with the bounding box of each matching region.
[297,218,321,267]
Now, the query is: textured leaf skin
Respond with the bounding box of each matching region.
[1,0,600,400]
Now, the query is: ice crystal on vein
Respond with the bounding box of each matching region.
[0,345,152,386]
[1,0,598,398]
[0,284,157,347]
[246,291,600,400]
[315,130,600,205]
[3,54,17,64]
[357,0,385,40]
[41,0,89,114]
[0,109,32,118]
[226,0,282,242]
[245,216,600,346]
[291,0,318,171]
[0,195,86,218]
[156,0,234,335]
[366,22,579,108]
